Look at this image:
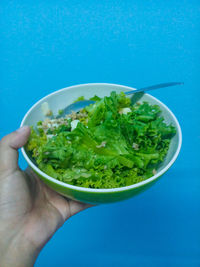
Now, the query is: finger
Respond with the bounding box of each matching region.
[68,199,94,217]
[0,126,31,174]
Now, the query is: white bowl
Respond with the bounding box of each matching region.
[21,83,182,204]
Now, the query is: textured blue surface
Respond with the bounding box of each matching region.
[0,0,200,266]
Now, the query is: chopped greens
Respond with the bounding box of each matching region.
[26,91,176,189]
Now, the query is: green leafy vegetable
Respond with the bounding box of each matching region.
[73,96,85,102]
[26,91,176,189]
[58,109,64,115]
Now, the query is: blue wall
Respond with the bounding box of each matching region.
[0,1,199,266]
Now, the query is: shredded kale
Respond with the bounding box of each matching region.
[26,91,176,189]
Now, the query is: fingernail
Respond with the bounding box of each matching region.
[16,126,29,133]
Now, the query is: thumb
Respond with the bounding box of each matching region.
[0,126,31,174]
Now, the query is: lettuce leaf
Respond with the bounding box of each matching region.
[26,91,176,189]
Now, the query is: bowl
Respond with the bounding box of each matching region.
[21,83,182,204]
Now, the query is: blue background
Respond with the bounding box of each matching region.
[0,0,200,266]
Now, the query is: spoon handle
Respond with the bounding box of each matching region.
[125,82,184,95]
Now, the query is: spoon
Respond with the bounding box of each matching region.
[57,82,184,118]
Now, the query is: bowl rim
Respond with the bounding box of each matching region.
[21,82,182,193]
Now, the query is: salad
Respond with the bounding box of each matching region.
[26,91,176,189]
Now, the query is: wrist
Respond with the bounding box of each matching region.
[0,232,40,267]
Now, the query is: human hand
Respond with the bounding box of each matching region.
[0,126,91,267]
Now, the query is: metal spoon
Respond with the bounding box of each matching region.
[57,82,184,117]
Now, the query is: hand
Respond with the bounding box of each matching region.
[0,126,91,267]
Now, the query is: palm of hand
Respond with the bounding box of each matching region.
[0,167,88,252]
[0,126,93,267]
